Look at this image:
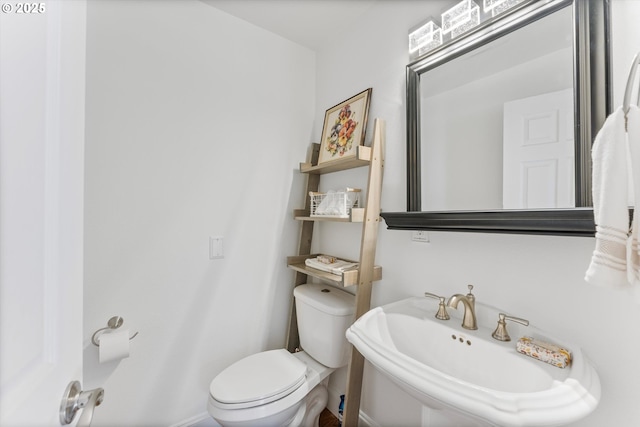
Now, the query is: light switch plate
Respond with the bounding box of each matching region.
[209,236,224,259]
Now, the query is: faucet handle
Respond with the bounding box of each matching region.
[465,284,475,308]
[491,313,529,342]
[424,292,450,320]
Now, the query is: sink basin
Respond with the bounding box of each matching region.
[346,297,600,426]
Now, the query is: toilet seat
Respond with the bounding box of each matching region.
[209,349,307,409]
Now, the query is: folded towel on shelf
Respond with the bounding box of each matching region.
[305,257,358,275]
[585,107,631,289]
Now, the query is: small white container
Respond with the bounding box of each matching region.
[309,188,360,218]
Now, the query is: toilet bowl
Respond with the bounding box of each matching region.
[208,350,332,427]
[207,283,355,427]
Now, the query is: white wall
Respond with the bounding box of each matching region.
[314,1,640,426]
[83,1,314,425]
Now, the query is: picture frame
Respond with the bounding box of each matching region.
[318,88,372,164]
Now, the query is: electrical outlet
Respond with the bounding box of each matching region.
[411,231,430,243]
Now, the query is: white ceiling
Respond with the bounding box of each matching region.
[200,0,380,51]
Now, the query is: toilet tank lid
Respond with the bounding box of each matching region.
[294,283,355,316]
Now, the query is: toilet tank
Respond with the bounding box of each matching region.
[293,283,355,368]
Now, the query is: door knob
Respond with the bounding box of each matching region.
[60,380,104,426]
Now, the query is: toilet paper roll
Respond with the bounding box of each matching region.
[98,329,131,363]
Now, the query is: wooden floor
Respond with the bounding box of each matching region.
[319,408,341,427]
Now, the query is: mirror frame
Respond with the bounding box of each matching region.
[381,0,611,236]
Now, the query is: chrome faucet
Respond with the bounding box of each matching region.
[447,285,477,330]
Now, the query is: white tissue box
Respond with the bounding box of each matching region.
[310,188,360,218]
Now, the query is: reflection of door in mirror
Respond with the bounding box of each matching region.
[503,88,574,209]
[420,5,573,211]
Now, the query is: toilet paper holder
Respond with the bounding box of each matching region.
[91,316,139,346]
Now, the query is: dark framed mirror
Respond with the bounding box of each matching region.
[381,0,611,236]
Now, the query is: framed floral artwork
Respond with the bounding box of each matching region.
[318,88,372,164]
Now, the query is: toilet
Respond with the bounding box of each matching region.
[207,283,355,427]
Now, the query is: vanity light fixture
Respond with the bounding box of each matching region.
[483,0,526,17]
[441,0,480,38]
[408,0,527,60]
[408,20,443,60]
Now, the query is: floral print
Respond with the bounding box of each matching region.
[325,104,359,158]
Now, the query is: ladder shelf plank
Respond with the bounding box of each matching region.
[286,254,382,287]
[293,208,365,223]
[300,145,372,175]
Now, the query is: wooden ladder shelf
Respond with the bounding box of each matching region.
[286,118,385,427]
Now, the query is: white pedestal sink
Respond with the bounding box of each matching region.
[346,297,600,426]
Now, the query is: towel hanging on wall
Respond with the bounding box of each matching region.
[584,106,630,288]
[585,53,640,295]
[626,106,640,289]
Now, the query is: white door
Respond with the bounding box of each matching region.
[0,1,87,425]
[503,88,575,209]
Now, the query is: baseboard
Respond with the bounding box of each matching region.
[172,400,373,427]
[358,410,379,427]
[169,412,213,427]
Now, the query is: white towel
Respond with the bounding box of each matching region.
[627,105,640,289]
[585,107,631,288]
[305,257,358,275]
